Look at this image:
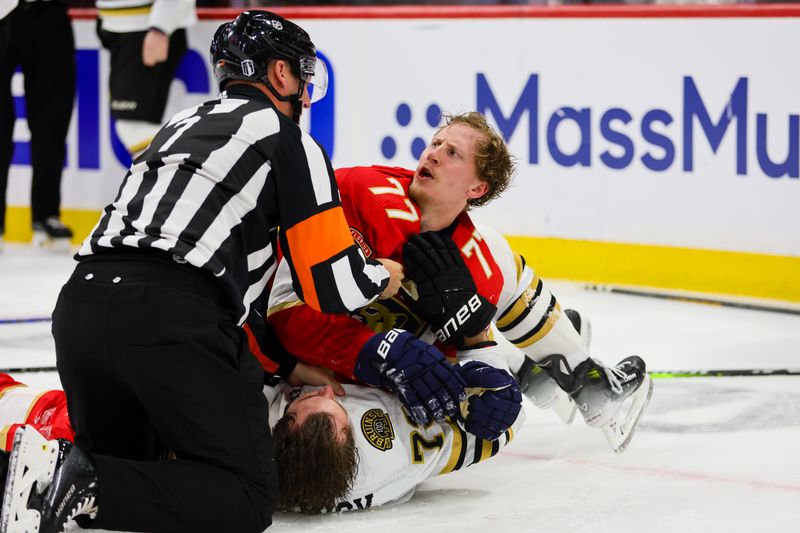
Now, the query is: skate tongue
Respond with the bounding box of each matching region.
[460,385,510,418]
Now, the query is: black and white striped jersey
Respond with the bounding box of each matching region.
[79,84,389,324]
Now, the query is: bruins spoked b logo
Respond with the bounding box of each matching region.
[361,409,395,451]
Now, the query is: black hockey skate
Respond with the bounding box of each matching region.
[564,308,592,349]
[516,309,592,424]
[570,356,653,453]
[31,217,73,252]
[517,357,576,423]
[1,427,98,533]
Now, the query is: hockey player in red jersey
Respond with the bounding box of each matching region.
[0,374,73,451]
[268,112,653,456]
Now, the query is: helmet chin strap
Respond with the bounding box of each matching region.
[261,75,306,124]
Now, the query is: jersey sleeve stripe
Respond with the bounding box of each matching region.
[509,299,562,348]
[0,426,11,451]
[247,242,274,272]
[513,251,525,282]
[439,420,466,475]
[490,438,501,458]
[242,323,279,373]
[479,438,494,463]
[330,255,371,311]
[267,299,304,317]
[22,391,50,424]
[239,259,278,324]
[300,130,334,206]
[284,206,364,312]
[496,273,542,330]
[471,439,483,465]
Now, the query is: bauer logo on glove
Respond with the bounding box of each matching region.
[434,293,484,344]
[354,329,467,425]
[402,232,497,348]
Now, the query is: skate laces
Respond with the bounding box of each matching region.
[600,362,626,394]
[61,494,98,532]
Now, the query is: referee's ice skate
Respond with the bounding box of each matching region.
[0,427,98,533]
[31,217,73,252]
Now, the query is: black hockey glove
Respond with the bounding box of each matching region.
[458,360,522,441]
[354,329,467,425]
[402,232,496,348]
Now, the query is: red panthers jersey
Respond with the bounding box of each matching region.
[337,166,503,303]
[269,166,505,380]
[0,374,74,451]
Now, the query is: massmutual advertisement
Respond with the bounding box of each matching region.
[5,10,799,300]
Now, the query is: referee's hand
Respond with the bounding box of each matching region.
[142,28,169,67]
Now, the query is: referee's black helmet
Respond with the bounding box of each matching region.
[211,11,327,104]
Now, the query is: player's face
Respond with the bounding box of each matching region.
[410,123,488,215]
[285,385,350,441]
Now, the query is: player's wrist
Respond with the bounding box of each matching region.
[460,327,490,348]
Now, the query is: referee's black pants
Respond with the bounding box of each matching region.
[0,1,74,230]
[52,252,278,533]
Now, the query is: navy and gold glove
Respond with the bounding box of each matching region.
[402,232,496,348]
[355,329,466,424]
[458,360,522,441]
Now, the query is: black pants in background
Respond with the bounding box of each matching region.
[97,24,187,124]
[52,252,278,533]
[0,2,75,230]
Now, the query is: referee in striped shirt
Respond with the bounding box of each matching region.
[12,11,403,533]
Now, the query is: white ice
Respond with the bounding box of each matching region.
[1,244,799,533]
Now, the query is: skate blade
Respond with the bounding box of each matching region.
[601,375,654,454]
[0,427,59,533]
[31,233,71,253]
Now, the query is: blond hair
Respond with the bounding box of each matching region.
[439,112,516,208]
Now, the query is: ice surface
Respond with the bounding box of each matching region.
[1,245,798,533]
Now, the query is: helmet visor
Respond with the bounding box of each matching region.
[299,56,328,104]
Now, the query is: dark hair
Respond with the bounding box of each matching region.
[439,112,516,208]
[272,412,359,514]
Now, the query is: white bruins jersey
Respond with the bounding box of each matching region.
[264,345,528,512]
[477,224,589,370]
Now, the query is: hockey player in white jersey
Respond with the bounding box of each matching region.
[268,338,525,513]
